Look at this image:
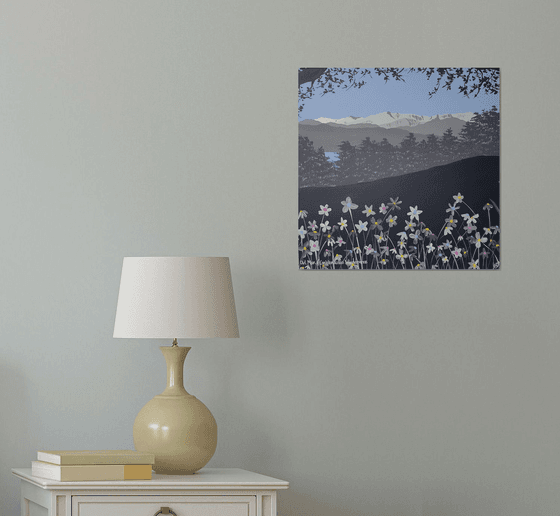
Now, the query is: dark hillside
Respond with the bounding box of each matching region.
[299,156,499,234]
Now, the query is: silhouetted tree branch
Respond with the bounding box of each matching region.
[298,68,500,115]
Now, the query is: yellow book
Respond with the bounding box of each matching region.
[37,449,155,466]
[31,461,152,481]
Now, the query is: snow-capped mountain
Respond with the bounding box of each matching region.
[315,111,474,129]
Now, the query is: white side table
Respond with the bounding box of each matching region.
[12,467,289,516]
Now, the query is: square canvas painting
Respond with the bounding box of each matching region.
[298,68,500,270]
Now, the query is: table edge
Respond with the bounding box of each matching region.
[11,468,290,491]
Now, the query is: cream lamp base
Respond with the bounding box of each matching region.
[133,345,217,474]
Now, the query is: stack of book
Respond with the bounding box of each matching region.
[31,450,155,481]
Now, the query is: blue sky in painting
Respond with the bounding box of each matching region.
[299,69,500,120]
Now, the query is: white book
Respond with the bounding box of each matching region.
[37,449,155,466]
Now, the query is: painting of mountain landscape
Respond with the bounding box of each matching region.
[298,68,500,270]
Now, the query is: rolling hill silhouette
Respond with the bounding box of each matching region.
[299,156,500,235]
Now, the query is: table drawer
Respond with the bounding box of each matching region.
[72,495,256,516]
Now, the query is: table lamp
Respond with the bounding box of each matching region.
[113,257,239,474]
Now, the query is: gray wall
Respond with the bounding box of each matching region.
[1,1,559,515]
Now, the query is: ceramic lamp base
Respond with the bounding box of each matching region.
[133,346,217,474]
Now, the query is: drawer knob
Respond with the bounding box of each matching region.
[154,508,177,516]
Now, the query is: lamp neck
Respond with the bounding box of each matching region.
[160,345,191,396]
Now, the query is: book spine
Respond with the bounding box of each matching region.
[36,451,155,465]
[31,462,152,481]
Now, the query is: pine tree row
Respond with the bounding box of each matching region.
[299,106,499,187]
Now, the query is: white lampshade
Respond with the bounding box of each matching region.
[113,257,239,339]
